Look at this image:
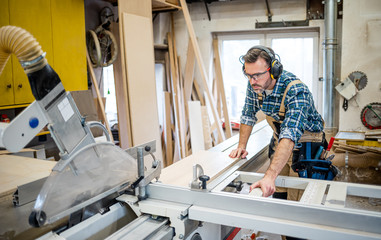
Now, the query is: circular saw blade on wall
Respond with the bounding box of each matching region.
[348,71,368,91]
[361,102,381,129]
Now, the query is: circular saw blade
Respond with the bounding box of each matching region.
[361,102,381,129]
[348,71,367,90]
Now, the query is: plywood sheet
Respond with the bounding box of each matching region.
[0,155,55,195]
[188,101,205,153]
[122,12,162,158]
[159,150,239,187]
[111,21,132,149]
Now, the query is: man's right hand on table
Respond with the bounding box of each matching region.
[229,147,248,159]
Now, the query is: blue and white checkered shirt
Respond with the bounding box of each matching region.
[240,70,324,143]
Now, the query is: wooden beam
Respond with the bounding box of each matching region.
[111,22,132,148]
[201,106,213,149]
[183,38,196,102]
[167,32,182,160]
[193,79,205,106]
[164,91,173,167]
[178,57,189,157]
[179,0,225,143]
[213,38,232,138]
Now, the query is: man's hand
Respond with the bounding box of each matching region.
[229,124,253,159]
[250,138,295,197]
[229,147,248,159]
[249,176,276,197]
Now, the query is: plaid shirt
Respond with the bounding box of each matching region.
[240,70,324,143]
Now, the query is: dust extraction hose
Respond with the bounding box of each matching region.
[0,25,62,100]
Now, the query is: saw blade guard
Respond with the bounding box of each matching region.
[29,142,138,227]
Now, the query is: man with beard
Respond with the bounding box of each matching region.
[229,46,325,201]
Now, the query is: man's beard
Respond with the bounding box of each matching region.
[251,77,272,93]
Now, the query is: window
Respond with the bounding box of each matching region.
[219,31,319,122]
[221,37,260,121]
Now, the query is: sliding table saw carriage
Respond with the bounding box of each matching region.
[1,26,381,240]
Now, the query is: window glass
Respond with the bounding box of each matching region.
[272,38,314,91]
[221,39,260,121]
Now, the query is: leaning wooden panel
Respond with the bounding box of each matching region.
[164,91,173,166]
[111,22,132,148]
[122,12,162,159]
[159,150,239,187]
[188,101,205,154]
[167,32,182,160]
[183,39,196,102]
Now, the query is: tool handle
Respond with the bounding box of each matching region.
[314,146,324,159]
[326,137,335,152]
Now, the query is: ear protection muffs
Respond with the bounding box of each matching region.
[241,45,283,80]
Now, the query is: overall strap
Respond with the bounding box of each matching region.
[279,80,303,121]
[258,92,264,108]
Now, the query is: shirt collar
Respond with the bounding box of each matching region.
[270,70,291,98]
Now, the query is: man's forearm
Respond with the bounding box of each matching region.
[238,124,253,148]
[265,138,294,180]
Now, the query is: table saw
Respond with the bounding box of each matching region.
[1,25,381,240]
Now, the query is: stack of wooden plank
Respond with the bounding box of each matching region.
[365,130,381,142]
[333,131,381,155]
[157,2,235,167]
[112,0,233,167]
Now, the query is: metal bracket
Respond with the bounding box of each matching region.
[126,140,161,200]
[125,140,156,159]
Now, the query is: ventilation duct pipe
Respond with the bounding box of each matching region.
[322,0,338,133]
[0,25,62,100]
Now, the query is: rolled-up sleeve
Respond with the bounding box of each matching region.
[240,81,259,126]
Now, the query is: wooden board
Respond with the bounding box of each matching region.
[0,155,55,195]
[159,150,239,187]
[164,91,173,166]
[365,130,381,136]
[183,39,195,102]
[121,11,163,159]
[152,0,181,12]
[188,101,205,153]
[201,106,213,149]
[111,21,132,149]
[335,131,365,141]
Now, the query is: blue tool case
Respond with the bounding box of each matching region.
[291,138,338,180]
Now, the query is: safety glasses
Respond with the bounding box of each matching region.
[244,67,270,81]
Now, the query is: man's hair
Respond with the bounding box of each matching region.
[242,46,276,67]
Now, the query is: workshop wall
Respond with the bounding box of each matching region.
[340,0,381,131]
